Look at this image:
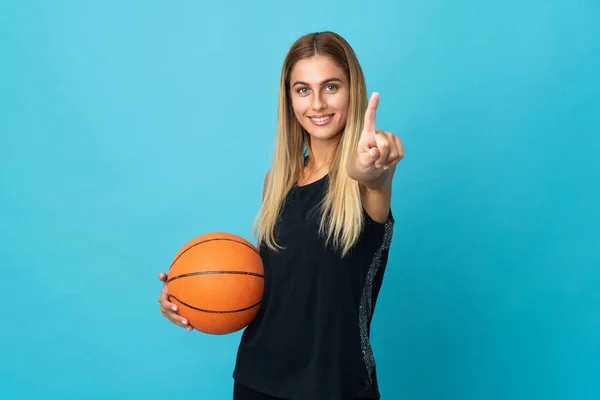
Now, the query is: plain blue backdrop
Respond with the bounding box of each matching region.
[1,0,599,399]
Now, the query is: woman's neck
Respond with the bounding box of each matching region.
[306,136,340,170]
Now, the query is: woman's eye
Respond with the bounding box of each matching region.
[325,85,338,92]
[297,87,309,95]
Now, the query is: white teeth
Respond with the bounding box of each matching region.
[311,115,333,122]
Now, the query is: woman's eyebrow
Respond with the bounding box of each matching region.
[292,77,343,87]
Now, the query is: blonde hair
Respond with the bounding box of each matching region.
[253,31,369,257]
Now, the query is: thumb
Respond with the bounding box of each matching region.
[357,146,380,168]
[357,127,377,154]
[158,272,168,282]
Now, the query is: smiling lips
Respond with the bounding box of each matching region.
[309,114,335,126]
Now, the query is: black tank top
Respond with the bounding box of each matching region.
[233,173,394,400]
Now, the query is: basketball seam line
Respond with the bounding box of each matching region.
[167,270,265,282]
[167,294,262,314]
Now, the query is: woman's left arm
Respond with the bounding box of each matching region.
[347,92,404,223]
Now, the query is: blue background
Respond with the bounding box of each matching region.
[1,0,599,399]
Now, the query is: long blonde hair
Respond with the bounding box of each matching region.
[253,31,369,257]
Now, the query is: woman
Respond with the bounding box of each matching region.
[158,31,404,400]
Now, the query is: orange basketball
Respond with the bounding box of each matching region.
[166,232,264,335]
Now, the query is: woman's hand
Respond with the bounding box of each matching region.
[157,272,193,331]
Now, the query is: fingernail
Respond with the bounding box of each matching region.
[172,306,177,312]
[369,148,376,157]
[182,319,187,325]
[383,165,389,170]
[187,326,192,331]
[375,164,381,169]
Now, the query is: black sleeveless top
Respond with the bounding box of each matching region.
[233,174,394,400]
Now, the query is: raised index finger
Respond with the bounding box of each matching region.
[363,92,379,132]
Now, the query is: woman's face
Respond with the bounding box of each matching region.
[289,55,350,142]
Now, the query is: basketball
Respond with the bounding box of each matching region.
[166,232,264,335]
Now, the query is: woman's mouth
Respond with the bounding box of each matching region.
[309,114,335,126]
